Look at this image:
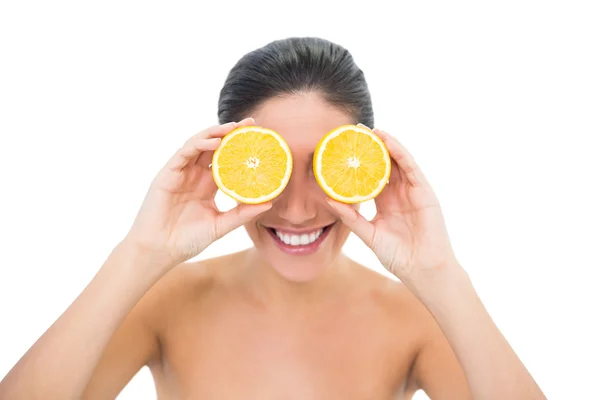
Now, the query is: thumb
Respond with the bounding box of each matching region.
[326,199,375,247]
[214,202,273,240]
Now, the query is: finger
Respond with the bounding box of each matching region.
[196,159,219,199]
[194,118,255,165]
[199,121,237,139]
[374,129,429,188]
[236,117,256,127]
[206,118,255,139]
[196,148,215,168]
[186,121,238,167]
[166,137,222,171]
[166,121,242,171]
[214,202,273,240]
[326,199,375,248]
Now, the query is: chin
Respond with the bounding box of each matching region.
[249,222,345,282]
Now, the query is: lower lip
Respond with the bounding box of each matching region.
[266,225,333,256]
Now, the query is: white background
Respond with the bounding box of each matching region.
[1,0,599,398]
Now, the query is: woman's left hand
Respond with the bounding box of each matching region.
[326,125,460,282]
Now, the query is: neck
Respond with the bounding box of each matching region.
[239,248,351,311]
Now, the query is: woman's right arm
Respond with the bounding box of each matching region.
[0,241,166,400]
[0,118,272,400]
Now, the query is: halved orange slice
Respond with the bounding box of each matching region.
[313,124,391,204]
[212,126,293,204]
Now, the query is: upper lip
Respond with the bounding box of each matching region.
[263,223,334,235]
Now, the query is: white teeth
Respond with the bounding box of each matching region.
[273,228,325,246]
[300,234,310,245]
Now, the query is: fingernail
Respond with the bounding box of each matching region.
[374,128,387,137]
[258,202,272,212]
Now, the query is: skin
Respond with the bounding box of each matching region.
[0,92,546,399]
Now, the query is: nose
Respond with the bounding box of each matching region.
[275,173,318,225]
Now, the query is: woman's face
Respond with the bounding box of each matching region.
[244,92,359,282]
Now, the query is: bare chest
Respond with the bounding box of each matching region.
[150,301,417,399]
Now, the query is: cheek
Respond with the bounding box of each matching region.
[242,205,279,234]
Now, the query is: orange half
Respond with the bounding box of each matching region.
[212,126,293,204]
[313,124,391,204]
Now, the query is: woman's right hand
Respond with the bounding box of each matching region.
[124,117,272,270]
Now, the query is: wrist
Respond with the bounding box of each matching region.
[116,237,176,276]
[403,260,472,302]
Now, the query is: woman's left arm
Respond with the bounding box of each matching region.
[326,125,546,400]
[409,262,544,399]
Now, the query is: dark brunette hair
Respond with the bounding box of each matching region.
[218,37,374,127]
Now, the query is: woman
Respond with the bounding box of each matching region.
[0,37,545,399]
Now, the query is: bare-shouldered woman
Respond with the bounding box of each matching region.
[0,37,545,399]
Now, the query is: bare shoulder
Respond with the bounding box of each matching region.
[349,260,430,322]
[347,260,439,355]
[345,261,439,393]
[133,250,247,330]
[349,261,471,394]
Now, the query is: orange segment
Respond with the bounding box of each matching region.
[212,126,292,204]
[313,125,391,204]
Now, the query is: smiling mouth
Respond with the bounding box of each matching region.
[265,223,335,247]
